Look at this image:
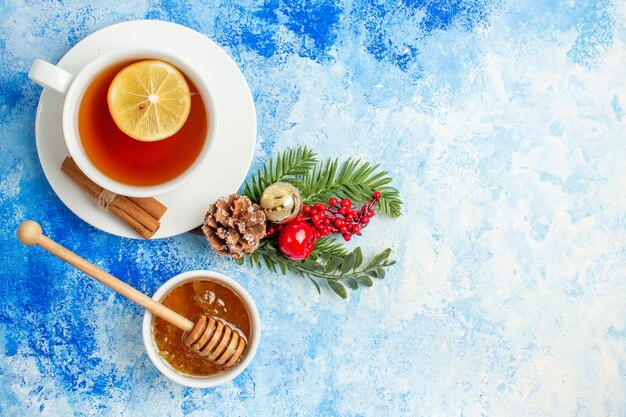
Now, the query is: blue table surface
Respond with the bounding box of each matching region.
[1,1,625,416]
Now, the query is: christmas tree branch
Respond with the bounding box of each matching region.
[242,241,394,299]
[236,145,402,299]
[299,157,402,218]
[242,146,317,202]
[241,145,402,218]
[309,236,348,259]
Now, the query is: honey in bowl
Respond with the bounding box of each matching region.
[78,60,207,186]
[153,279,251,376]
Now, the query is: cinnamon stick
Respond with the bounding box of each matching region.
[127,197,167,220]
[61,157,166,239]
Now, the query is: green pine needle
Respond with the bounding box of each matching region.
[309,236,348,260]
[242,146,317,202]
[299,157,402,218]
[247,240,394,299]
[241,145,402,218]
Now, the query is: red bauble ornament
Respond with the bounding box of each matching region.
[278,221,318,260]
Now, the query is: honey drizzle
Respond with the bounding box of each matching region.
[153,280,251,376]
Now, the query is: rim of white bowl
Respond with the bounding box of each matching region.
[142,270,260,388]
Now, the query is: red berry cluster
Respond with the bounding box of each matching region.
[268,191,382,242]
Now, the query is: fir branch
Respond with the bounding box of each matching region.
[299,157,402,218]
[241,146,318,202]
[309,236,348,260]
[235,145,402,298]
[245,240,395,299]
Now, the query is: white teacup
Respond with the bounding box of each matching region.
[29,47,217,197]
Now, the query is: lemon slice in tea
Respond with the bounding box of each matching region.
[107,60,192,142]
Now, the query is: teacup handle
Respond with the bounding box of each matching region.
[28,59,74,94]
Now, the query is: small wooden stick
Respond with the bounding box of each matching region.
[17,220,194,331]
[17,221,247,368]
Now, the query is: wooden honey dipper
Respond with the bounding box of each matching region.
[17,220,246,369]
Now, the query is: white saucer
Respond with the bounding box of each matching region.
[35,20,256,239]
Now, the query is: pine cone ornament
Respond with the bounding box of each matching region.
[202,194,266,259]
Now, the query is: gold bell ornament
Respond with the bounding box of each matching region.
[260,182,303,224]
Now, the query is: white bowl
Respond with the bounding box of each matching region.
[142,270,260,388]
